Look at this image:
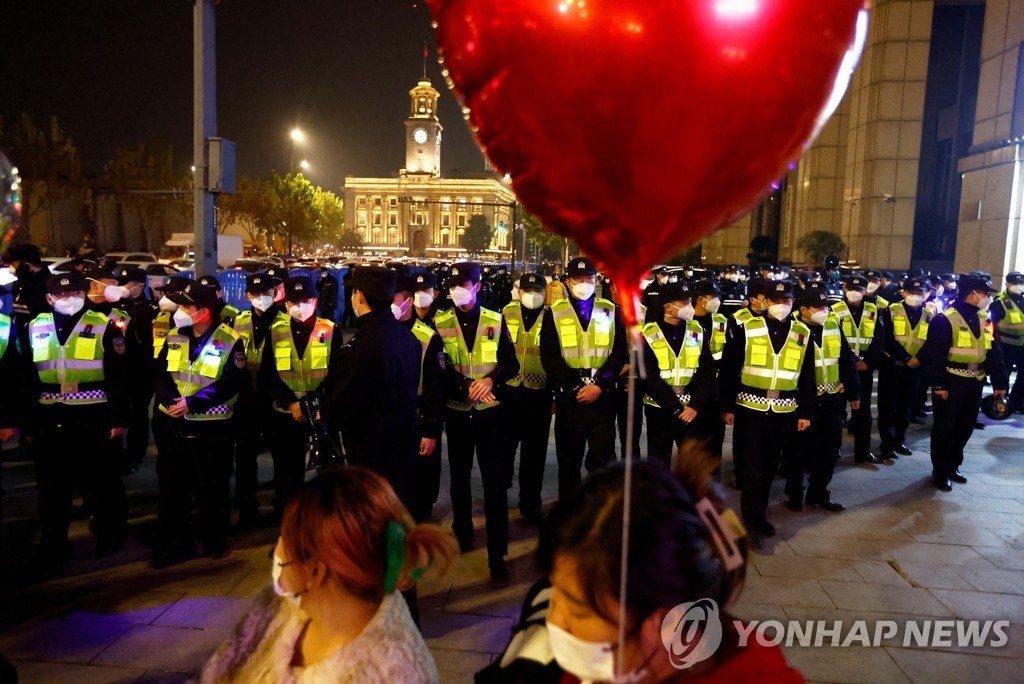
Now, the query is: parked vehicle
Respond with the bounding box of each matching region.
[158,233,243,269]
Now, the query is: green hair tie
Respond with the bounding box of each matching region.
[383,521,426,593]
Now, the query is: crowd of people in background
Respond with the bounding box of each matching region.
[1,240,1021,682]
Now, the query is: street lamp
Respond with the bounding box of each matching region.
[299,159,310,172]
[289,127,305,172]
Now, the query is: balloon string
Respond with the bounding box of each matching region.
[617,327,641,678]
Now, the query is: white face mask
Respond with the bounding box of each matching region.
[727,274,739,283]
[288,301,317,321]
[1008,284,1023,295]
[845,290,864,304]
[413,291,435,309]
[673,303,695,321]
[521,291,545,310]
[749,297,767,314]
[451,285,476,308]
[656,275,667,285]
[703,297,721,314]
[103,284,127,302]
[272,555,304,608]
[391,297,412,321]
[52,296,85,316]
[903,294,924,308]
[547,621,646,684]
[158,295,178,313]
[808,309,829,326]
[976,295,991,311]
[768,302,793,321]
[250,295,274,312]
[173,309,195,328]
[866,282,879,294]
[571,282,595,300]
[934,285,944,298]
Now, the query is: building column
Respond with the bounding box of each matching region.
[954,0,1024,283]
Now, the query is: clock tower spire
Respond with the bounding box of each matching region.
[403,61,443,177]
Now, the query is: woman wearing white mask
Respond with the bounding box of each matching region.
[539,257,627,502]
[640,280,715,467]
[479,450,803,683]
[201,466,455,683]
[263,275,341,522]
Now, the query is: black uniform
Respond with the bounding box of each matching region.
[919,299,1008,486]
[441,302,519,566]
[401,315,446,522]
[321,309,422,506]
[691,312,728,460]
[876,302,926,455]
[990,288,1024,407]
[540,294,627,499]
[317,271,339,323]
[640,318,714,465]
[719,279,747,318]
[118,293,158,470]
[153,316,247,560]
[339,270,355,327]
[10,263,50,331]
[841,300,883,460]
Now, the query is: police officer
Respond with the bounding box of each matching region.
[149,276,193,456]
[317,267,339,323]
[540,257,626,498]
[22,272,130,562]
[392,275,446,522]
[691,279,728,459]
[879,271,900,302]
[785,282,859,512]
[937,273,959,312]
[262,276,341,519]
[832,275,885,464]
[990,272,1024,409]
[321,267,422,510]
[434,262,519,580]
[0,308,23,547]
[198,275,241,328]
[152,282,245,566]
[641,267,668,323]
[501,273,551,523]
[877,277,933,460]
[720,279,816,545]
[339,267,355,327]
[2,242,49,332]
[116,266,158,473]
[864,270,891,309]
[492,265,514,310]
[823,256,844,305]
[411,271,441,328]
[919,275,1008,491]
[230,272,283,530]
[640,280,714,466]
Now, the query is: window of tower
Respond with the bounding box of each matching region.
[389,197,398,208]
[373,197,382,207]
[441,214,451,228]
[457,214,466,228]
[373,213,382,227]
[357,197,367,208]
[389,213,397,227]
[358,211,367,227]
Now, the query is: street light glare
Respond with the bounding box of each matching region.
[299,160,310,170]
[290,127,305,142]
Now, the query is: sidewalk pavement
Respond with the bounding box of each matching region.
[1,403,1023,683]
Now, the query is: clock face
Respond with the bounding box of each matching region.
[413,128,428,144]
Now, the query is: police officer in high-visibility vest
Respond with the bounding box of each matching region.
[832,275,886,464]
[152,282,246,567]
[877,277,933,460]
[262,276,341,519]
[198,274,241,328]
[437,262,519,580]
[229,272,283,530]
[21,272,130,563]
[540,257,626,499]
[392,275,446,523]
[501,273,551,524]
[720,279,816,546]
[991,272,1024,409]
[0,309,24,547]
[719,265,747,318]
[920,275,1009,491]
[864,270,891,309]
[784,282,859,513]
[640,280,714,466]
[691,279,728,460]
[411,271,441,328]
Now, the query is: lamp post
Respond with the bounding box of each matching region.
[289,127,304,173]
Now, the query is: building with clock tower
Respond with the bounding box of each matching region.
[343,70,517,259]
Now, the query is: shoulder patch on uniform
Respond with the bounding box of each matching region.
[113,338,126,355]
[234,350,246,369]
[438,351,446,369]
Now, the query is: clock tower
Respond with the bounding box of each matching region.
[403,74,443,177]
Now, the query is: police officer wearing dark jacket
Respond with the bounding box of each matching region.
[412,271,441,328]
[392,275,446,522]
[3,242,50,332]
[198,275,241,328]
[20,271,131,563]
[317,267,339,323]
[785,283,860,512]
[230,272,283,529]
[919,275,1009,491]
[321,267,422,508]
[640,280,715,466]
[540,257,627,499]
[436,262,519,580]
[152,282,246,566]
[691,279,729,460]
[115,266,159,473]
[876,277,932,460]
[719,265,747,318]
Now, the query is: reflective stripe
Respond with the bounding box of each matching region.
[944,308,989,377]
[642,320,702,408]
[269,317,334,404]
[29,311,110,389]
[410,319,436,396]
[995,292,1024,341]
[503,302,547,390]
[161,323,240,420]
[550,298,616,370]
[738,316,809,413]
[152,311,171,359]
[812,315,842,395]
[832,301,877,355]
[890,303,932,357]
[435,307,504,411]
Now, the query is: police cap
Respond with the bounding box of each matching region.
[902,277,930,292]
[116,266,148,285]
[565,257,597,278]
[692,279,722,298]
[413,271,437,290]
[766,279,796,299]
[154,275,194,294]
[449,262,482,284]
[283,275,317,301]
[199,274,221,290]
[745,276,767,299]
[46,271,87,295]
[797,282,829,308]
[245,272,281,293]
[169,282,219,311]
[958,274,998,296]
[865,269,882,281]
[85,267,119,283]
[659,280,693,303]
[1006,272,1024,285]
[518,273,546,291]
[844,275,868,290]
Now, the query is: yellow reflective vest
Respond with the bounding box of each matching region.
[29,310,110,405]
[550,298,616,370]
[435,307,502,411]
[269,316,334,408]
[503,301,547,390]
[641,320,702,408]
[161,323,241,420]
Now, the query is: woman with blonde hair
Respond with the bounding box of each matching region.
[201,466,456,683]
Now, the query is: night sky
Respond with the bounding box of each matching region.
[3,0,486,191]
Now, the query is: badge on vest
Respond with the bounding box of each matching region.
[487,326,495,341]
[234,351,246,369]
[113,338,126,355]
[438,351,446,369]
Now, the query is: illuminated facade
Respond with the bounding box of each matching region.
[343,75,517,257]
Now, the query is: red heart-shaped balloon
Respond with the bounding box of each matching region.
[429,0,866,324]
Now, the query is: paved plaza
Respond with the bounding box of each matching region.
[1,401,1023,683]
